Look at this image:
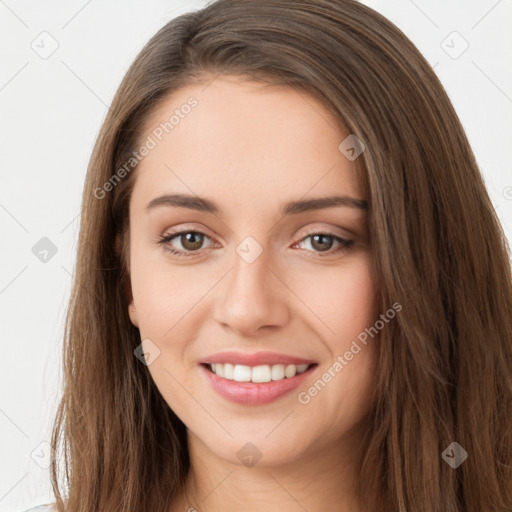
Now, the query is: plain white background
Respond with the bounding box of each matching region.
[1,1,511,510]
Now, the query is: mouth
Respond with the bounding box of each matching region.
[200,362,317,383]
[199,362,319,405]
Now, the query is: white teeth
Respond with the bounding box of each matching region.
[232,365,252,382]
[284,364,296,378]
[208,363,311,382]
[271,364,285,380]
[223,363,234,379]
[252,365,271,383]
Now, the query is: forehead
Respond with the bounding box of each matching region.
[131,76,365,215]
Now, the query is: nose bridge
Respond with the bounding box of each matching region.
[231,235,271,299]
[212,233,289,334]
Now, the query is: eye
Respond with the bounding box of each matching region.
[293,231,354,257]
[157,230,216,257]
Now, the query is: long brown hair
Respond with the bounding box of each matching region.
[49,1,512,510]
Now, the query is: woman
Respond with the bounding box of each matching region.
[24,0,512,510]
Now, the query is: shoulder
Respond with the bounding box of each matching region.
[20,505,55,512]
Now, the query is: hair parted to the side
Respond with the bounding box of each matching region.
[49,1,512,511]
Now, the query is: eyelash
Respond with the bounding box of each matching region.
[157,229,354,258]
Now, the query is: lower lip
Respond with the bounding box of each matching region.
[199,364,317,405]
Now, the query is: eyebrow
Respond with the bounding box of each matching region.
[145,193,369,215]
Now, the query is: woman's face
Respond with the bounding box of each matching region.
[127,75,379,467]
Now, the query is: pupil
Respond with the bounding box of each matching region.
[182,232,203,250]
[312,234,332,252]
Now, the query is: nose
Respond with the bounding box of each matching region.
[212,243,291,337]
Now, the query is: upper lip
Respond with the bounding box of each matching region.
[200,351,317,367]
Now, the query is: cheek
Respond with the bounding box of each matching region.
[313,256,379,422]
[332,271,375,329]
[293,254,378,344]
[129,239,210,340]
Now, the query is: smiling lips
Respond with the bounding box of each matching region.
[199,350,318,405]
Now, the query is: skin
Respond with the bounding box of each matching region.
[126,75,379,512]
